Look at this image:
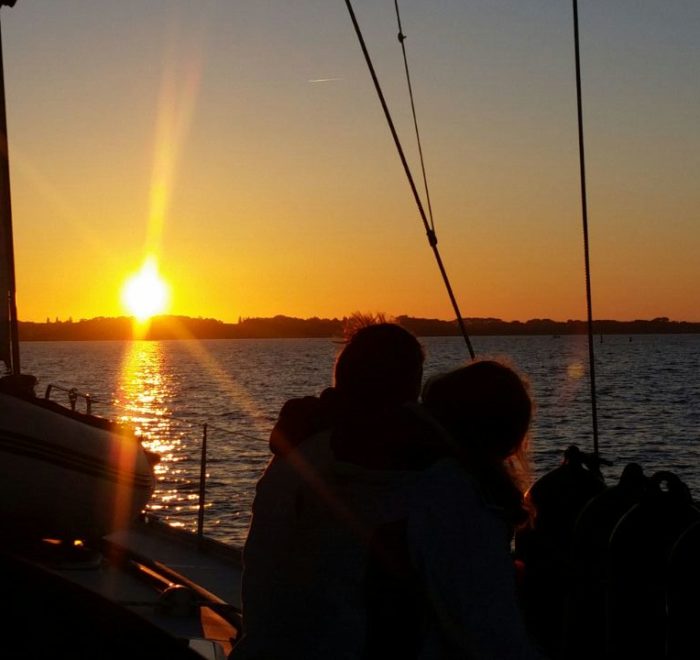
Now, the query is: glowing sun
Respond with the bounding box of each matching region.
[121,258,170,321]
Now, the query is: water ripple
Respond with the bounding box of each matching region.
[21,334,700,546]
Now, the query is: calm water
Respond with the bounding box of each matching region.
[20,334,700,547]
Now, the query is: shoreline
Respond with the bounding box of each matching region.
[17,315,700,341]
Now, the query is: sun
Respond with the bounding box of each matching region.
[121,258,170,321]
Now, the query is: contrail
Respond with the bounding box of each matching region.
[308,77,342,84]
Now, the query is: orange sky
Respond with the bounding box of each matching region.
[3,2,699,323]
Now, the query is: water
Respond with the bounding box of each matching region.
[20,334,700,547]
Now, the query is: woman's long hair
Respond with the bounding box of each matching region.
[422,359,533,528]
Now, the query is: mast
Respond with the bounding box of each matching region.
[0,1,19,375]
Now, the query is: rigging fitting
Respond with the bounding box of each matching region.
[345,0,474,358]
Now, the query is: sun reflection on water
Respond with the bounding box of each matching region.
[112,333,274,536]
[116,340,201,525]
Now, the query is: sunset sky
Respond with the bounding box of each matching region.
[2,1,698,323]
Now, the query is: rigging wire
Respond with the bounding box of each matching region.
[572,0,600,458]
[393,0,435,233]
[344,0,475,359]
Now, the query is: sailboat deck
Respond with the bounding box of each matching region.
[104,516,243,609]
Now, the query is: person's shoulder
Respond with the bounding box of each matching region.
[333,401,452,471]
[412,457,485,511]
[263,427,333,474]
[420,456,472,485]
[268,388,338,456]
[269,395,322,455]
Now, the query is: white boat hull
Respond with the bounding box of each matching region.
[0,392,155,539]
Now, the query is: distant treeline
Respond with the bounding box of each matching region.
[17,315,700,341]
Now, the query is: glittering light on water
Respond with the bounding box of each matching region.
[567,362,585,380]
[117,340,185,523]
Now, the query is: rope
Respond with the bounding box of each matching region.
[572,0,600,457]
[344,0,475,359]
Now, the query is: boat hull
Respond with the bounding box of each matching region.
[0,392,154,540]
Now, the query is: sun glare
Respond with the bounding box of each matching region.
[121,258,170,321]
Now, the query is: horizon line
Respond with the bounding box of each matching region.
[17,314,700,325]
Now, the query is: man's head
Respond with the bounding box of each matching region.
[334,323,424,409]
